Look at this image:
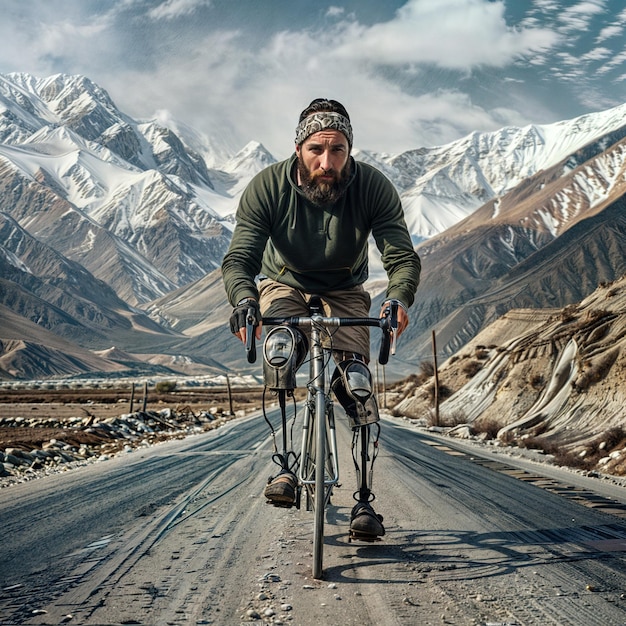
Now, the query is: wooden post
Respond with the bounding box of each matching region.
[432,330,439,426]
[382,365,387,409]
[374,361,379,400]
[130,383,135,413]
[142,381,148,412]
[226,374,234,415]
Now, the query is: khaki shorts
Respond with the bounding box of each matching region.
[258,280,372,359]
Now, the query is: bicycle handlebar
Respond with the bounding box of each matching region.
[262,316,385,327]
[245,301,398,365]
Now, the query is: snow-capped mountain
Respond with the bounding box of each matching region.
[152,105,626,374]
[0,73,263,305]
[1,71,626,379]
[198,141,277,219]
[398,134,626,368]
[357,102,626,241]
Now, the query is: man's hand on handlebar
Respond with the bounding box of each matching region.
[380,299,409,337]
[229,298,263,344]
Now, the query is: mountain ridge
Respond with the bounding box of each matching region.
[1,72,626,380]
[401,132,626,364]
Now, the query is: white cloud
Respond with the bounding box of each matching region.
[531,0,562,10]
[581,46,612,62]
[557,0,607,34]
[355,90,532,150]
[596,24,623,42]
[106,16,527,156]
[555,51,580,66]
[332,0,561,70]
[38,19,111,58]
[326,6,345,18]
[0,0,625,157]
[596,7,626,43]
[147,0,211,20]
[599,49,626,74]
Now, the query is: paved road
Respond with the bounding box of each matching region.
[2,413,626,625]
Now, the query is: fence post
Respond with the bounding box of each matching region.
[226,374,234,415]
[382,364,387,409]
[142,381,148,412]
[432,330,439,427]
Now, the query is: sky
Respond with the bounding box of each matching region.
[1,0,625,160]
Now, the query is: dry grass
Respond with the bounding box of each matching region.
[473,418,501,440]
[511,426,626,471]
[461,360,483,378]
[430,408,467,428]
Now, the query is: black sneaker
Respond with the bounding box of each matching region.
[350,501,385,539]
[264,472,297,507]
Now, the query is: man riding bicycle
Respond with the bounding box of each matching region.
[222,98,421,539]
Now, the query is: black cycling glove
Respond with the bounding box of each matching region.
[229,298,261,335]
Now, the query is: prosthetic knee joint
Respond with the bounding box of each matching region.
[331,359,380,429]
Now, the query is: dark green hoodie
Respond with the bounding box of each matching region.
[222,154,421,307]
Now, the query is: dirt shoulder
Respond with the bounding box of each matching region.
[0,386,262,449]
[0,385,273,488]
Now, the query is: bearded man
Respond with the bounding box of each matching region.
[221,98,420,539]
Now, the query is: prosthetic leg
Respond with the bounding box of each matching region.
[331,358,385,541]
[261,325,307,508]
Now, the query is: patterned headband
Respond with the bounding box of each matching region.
[295,112,353,146]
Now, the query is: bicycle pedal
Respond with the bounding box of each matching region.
[348,530,383,543]
[265,499,295,509]
[265,500,295,509]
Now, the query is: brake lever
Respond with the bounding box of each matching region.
[387,300,399,356]
[245,306,257,363]
[378,300,398,365]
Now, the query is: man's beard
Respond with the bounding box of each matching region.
[297,157,351,206]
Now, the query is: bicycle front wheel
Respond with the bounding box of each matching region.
[312,387,326,579]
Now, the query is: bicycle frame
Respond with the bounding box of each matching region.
[298,316,339,511]
[250,298,397,579]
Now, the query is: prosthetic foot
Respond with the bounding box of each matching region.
[349,501,385,542]
[264,472,298,508]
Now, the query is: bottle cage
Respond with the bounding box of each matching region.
[331,359,380,429]
[263,325,308,390]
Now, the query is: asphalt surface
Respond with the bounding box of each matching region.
[2,412,626,624]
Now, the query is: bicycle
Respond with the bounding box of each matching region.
[244,295,398,579]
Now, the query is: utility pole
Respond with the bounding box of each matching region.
[432,330,440,427]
